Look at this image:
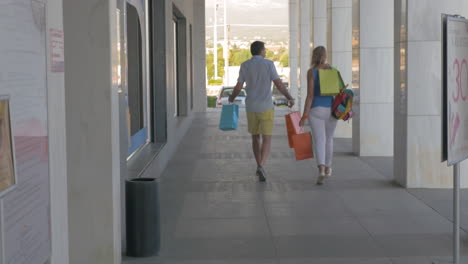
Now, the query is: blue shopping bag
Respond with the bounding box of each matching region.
[219,104,239,131]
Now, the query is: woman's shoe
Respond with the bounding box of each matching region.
[325,168,332,177]
[256,167,267,182]
[317,171,326,185]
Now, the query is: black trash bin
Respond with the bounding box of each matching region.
[126,178,160,257]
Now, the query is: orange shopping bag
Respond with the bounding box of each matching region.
[292,132,314,160]
[285,111,303,148]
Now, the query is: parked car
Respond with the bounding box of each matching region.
[216,86,247,108]
[272,81,289,106]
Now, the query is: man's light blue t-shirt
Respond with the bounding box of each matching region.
[237,56,280,113]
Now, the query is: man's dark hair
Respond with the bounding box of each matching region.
[250,41,265,56]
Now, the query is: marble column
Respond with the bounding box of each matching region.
[330,0,352,138]
[63,0,122,262]
[394,0,468,188]
[289,0,299,102]
[47,0,70,263]
[193,0,207,112]
[352,0,394,156]
[313,0,328,47]
[299,0,311,111]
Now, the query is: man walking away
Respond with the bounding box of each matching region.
[229,41,295,182]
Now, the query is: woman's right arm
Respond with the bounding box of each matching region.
[299,69,315,127]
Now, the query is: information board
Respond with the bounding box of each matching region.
[443,15,468,165]
[0,98,15,192]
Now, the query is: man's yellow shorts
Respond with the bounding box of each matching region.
[247,108,275,135]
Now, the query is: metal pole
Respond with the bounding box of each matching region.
[223,0,229,85]
[213,1,218,79]
[454,162,460,264]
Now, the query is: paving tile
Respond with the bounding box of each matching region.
[161,259,276,264]
[389,256,433,264]
[275,235,386,258]
[262,190,335,203]
[264,199,353,218]
[269,216,369,237]
[122,255,162,264]
[183,191,263,203]
[179,200,265,219]
[357,213,453,235]
[337,189,438,216]
[280,257,392,264]
[327,178,399,191]
[359,157,394,180]
[162,237,276,259]
[373,234,453,257]
[174,218,270,238]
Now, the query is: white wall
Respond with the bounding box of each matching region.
[394,0,468,188]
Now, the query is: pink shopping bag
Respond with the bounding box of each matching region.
[285,111,303,148]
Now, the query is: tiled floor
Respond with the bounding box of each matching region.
[123,109,468,264]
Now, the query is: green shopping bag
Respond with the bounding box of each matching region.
[318,68,345,96]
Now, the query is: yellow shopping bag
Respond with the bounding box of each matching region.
[318,68,345,96]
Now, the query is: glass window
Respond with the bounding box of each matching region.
[190,24,194,110]
[173,20,178,117]
[127,3,148,155]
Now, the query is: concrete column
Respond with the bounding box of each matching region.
[289,0,299,102]
[394,0,468,188]
[299,0,311,111]
[193,0,207,112]
[330,0,352,138]
[313,0,328,47]
[63,0,122,262]
[352,0,394,156]
[47,0,69,263]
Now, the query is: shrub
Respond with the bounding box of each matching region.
[207,96,217,108]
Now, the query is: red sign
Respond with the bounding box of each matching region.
[49,28,64,72]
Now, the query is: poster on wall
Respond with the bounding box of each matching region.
[443,15,468,165]
[0,98,15,192]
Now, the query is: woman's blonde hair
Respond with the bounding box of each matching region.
[311,46,327,68]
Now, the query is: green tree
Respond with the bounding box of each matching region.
[280,52,289,67]
[206,45,225,80]
[229,49,251,66]
[206,46,290,80]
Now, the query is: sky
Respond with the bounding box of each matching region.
[205,0,289,43]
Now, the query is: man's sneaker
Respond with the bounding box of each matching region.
[256,167,267,182]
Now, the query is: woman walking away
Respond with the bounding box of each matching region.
[299,46,338,185]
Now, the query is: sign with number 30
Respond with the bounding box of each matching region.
[444,16,468,165]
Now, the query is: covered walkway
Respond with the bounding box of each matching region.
[124,109,468,264]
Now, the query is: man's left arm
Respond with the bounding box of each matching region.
[228,82,243,103]
[270,62,294,107]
